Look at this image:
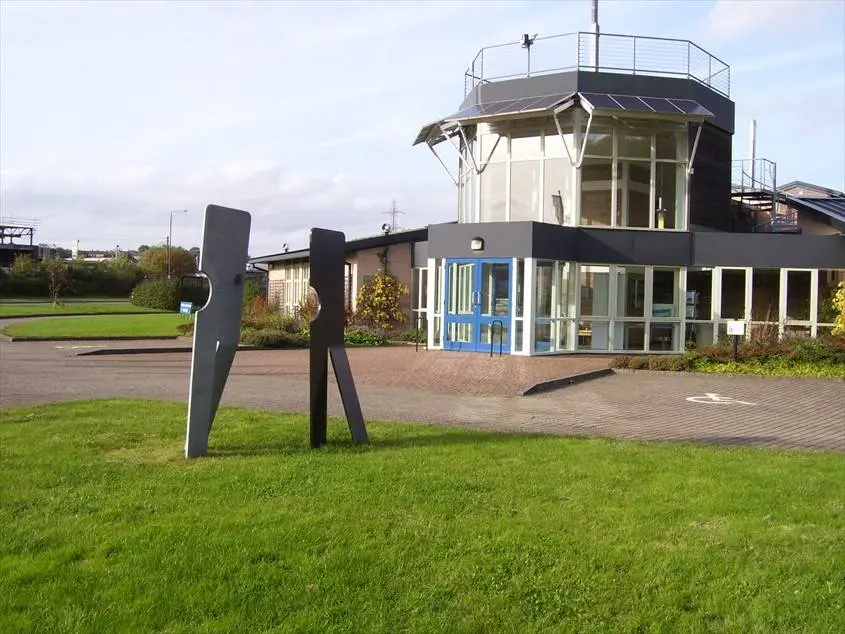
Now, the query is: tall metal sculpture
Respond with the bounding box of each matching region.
[185,204,252,458]
[309,228,369,448]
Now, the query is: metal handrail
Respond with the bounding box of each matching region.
[464,31,730,98]
[490,319,504,358]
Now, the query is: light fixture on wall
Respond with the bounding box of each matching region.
[470,237,484,251]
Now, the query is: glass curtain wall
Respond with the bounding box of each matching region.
[458,116,687,230]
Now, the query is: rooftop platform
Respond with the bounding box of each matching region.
[464,31,730,99]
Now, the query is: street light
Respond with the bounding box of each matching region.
[168,209,188,279]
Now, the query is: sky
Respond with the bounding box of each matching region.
[1,0,844,257]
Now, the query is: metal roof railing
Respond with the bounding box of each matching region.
[464,31,731,99]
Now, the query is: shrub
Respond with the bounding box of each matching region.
[790,338,845,365]
[626,356,651,370]
[240,329,308,348]
[833,281,845,336]
[131,279,181,311]
[355,271,409,330]
[391,329,425,343]
[344,327,389,346]
[611,355,632,369]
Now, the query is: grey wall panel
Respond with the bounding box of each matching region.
[694,234,845,268]
[427,221,534,258]
[412,241,429,267]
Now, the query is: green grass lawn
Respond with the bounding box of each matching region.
[1,399,843,633]
[1,313,186,339]
[0,302,161,318]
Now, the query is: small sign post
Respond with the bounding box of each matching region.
[179,301,194,319]
[726,320,745,361]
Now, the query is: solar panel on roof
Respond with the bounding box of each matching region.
[609,94,653,112]
[444,93,573,121]
[639,97,685,114]
[667,99,713,117]
[580,93,621,109]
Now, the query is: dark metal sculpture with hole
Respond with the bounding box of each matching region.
[309,228,369,448]
[185,204,252,458]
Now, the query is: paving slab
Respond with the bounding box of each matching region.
[1,339,842,451]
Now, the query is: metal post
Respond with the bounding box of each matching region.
[167,214,173,279]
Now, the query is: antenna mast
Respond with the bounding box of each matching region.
[382,199,405,233]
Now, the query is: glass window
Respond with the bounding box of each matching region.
[544,127,574,159]
[579,265,610,317]
[617,133,651,159]
[583,128,612,156]
[479,163,506,222]
[655,162,682,229]
[686,269,713,320]
[685,322,715,349]
[578,321,610,350]
[656,131,678,160]
[535,261,554,318]
[515,260,525,318]
[785,271,810,321]
[650,323,680,352]
[618,160,650,228]
[510,130,542,160]
[751,269,780,321]
[556,262,575,318]
[543,158,571,225]
[613,322,646,351]
[615,266,646,317]
[580,159,614,226]
[460,171,476,223]
[534,321,552,352]
[652,268,680,318]
[720,269,746,319]
[510,160,541,221]
[420,269,428,310]
[480,133,506,162]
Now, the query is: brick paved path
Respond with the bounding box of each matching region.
[1,339,843,451]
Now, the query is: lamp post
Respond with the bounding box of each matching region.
[168,209,188,279]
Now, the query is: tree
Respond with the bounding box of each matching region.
[11,254,38,276]
[42,257,68,308]
[138,244,197,279]
[138,245,151,253]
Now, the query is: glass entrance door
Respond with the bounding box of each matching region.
[444,259,512,353]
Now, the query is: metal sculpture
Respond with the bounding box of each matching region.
[185,204,251,458]
[309,228,369,448]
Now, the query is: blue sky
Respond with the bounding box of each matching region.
[1,0,843,256]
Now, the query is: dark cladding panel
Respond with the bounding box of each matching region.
[694,233,845,268]
[689,122,733,231]
[427,222,534,258]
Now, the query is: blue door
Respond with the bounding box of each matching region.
[443,259,511,353]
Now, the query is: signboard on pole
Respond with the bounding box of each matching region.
[726,320,745,336]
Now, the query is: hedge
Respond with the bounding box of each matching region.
[131,279,181,311]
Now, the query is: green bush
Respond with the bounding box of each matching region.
[391,329,425,343]
[131,279,181,311]
[240,329,308,348]
[626,356,651,370]
[344,327,389,347]
[790,338,845,364]
[242,311,302,334]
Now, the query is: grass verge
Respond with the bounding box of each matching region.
[1,313,186,340]
[1,399,843,633]
[0,302,162,318]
